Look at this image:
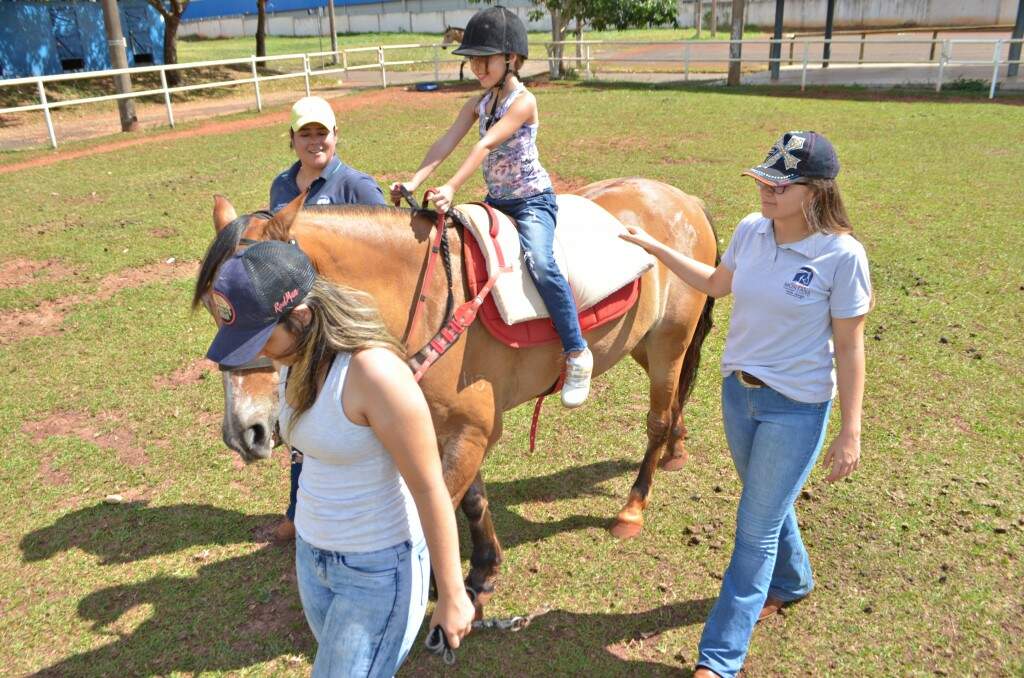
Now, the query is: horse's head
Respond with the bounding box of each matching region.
[441,26,464,50]
[192,194,303,462]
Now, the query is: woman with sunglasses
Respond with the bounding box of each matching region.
[389,5,593,409]
[621,131,872,677]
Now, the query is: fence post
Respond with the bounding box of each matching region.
[342,49,349,76]
[251,55,263,112]
[378,46,387,88]
[303,54,311,95]
[36,79,57,149]
[858,32,866,64]
[684,42,691,81]
[585,44,592,79]
[935,40,949,93]
[159,66,175,127]
[800,41,809,91]
[989,39,1002,99]
[788,34,794,65]
[433,44,440,82]
[929,30,939,61]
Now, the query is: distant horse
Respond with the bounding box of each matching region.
[194,178,717,606]
[441,25,467,80]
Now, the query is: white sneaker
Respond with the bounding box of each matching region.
[561,347,593,408]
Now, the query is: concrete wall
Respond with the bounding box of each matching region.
[180,0,1020,38]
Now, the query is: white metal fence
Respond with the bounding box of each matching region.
[1,36,1021,150]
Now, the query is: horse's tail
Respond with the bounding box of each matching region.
[676,205,719,406]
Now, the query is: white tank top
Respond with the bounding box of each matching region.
[279,353,423,553]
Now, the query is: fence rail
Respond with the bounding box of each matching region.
[2,36,1022,149]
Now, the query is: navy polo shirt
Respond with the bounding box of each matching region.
[269,155,386,213]
[720,213,872,403]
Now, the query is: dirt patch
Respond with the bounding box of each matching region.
[23,410,150,468]
[37,453,71,486]
[547,172,592,195]
[148,226,180,238]
[0,259,196,345]
[0,258,77,290]
[0,87,466,175]
[154,358,217,389]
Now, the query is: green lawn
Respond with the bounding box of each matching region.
[0,82,1021,676]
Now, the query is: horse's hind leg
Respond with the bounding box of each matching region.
[612,333,687,539]
[460,470,502,608]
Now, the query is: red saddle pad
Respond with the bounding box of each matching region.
[463,234,641,348]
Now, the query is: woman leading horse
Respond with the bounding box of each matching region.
[194,176,717,605]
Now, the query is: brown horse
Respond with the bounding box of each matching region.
[440,26,467,80]
[194,178,717,605]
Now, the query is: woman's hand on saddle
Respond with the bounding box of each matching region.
[619,225,663,255]
[430,587,476,649]
[428,184,456,214]
[822,428,860,482]
[389,181,419,207]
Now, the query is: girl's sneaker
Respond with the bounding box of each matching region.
[561,347,593,408]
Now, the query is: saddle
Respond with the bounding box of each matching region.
[455,195,655,347]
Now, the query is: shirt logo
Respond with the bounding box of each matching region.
[784,266,814,299]
[764,135,806,170]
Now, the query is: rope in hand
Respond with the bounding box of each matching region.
[423,588,548,665]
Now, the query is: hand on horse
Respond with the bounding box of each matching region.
[822,428,860,483]
[619,225,663,255]
[389,181,419,207]
[428,184,456,214]
[430,587,476,649]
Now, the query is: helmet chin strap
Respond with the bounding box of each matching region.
[485,56,514,130]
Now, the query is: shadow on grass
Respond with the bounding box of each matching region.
[402,598,715,676]
[22,502,309,677]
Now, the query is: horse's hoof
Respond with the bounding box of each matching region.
[609,520,643,540]
[659,454,688,471]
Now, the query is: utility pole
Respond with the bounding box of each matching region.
[770,0,785,80]
[823,0,836,67]
[711,0,717,37]
[1008,0,1023,78]
[727,0,745,85]
[100,0,139,132]
[696,0,703,37]
[327,0,338,64]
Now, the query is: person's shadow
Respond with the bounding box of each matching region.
[23,459,708,676]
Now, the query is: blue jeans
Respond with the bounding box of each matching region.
[296,534,430,678]
[486,190,587,354]
[697,373,832,677]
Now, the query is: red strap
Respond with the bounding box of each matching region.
[403,210,447,346]
[528,368,566,454]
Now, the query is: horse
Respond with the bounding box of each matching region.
[194,177,718,607]
[441,26,467,80]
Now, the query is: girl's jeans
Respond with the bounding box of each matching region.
[296,534,430,678]
[485,190,587,354]
[697,372,832,677]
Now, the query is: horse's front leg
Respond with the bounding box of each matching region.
[460,470,502,609]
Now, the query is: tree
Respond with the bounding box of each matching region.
[255,0,267,58]
[145,0,191,87]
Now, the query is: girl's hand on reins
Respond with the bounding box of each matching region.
[430,587,476,649]
[822,429,860,482]
[389,181,418,207]
[428,184,456,214]
[619,225,662,254]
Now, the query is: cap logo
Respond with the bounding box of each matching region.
[211,291,235,325]
[764,135,805,170]
[274,288,300,314]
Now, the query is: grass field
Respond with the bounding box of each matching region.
[0,81,1022,676]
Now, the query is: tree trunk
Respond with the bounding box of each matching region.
[727,0,745,85]
[164,13,181,87]
[549,8,565,78]
[574,16,583,75]
[256,0,267,58]
[711,0,718,35]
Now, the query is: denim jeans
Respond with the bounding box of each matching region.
[296,534,430,678]
[486,190,587,354]
[697,373,832,677]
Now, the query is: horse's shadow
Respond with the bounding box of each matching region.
[402,597,715,676]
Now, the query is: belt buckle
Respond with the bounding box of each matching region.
[737,371,762,388]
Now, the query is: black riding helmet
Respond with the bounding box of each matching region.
[452,5,529,59]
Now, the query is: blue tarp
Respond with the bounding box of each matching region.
[0,1,164,79]
[183,0,375,21]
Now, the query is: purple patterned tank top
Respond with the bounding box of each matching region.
[477,84,553,200]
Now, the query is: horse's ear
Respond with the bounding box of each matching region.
[265,191,305,241]
[213,195,238,232]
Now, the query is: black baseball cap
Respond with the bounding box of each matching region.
[206,240,315,368]
[743,131,840,186]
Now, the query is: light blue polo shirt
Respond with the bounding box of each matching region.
[720,213,872,403]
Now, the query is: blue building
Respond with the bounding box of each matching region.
[0,0,164,79]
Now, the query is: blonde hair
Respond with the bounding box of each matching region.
[802,178,853,235]
[283,278,404,430]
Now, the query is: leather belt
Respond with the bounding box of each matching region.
[736,370,766,387]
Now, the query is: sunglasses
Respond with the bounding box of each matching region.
[754,179,806,195]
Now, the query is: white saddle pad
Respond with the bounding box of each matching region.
[456,194,655,325]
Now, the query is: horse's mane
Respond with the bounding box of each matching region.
[192,216,246,309]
